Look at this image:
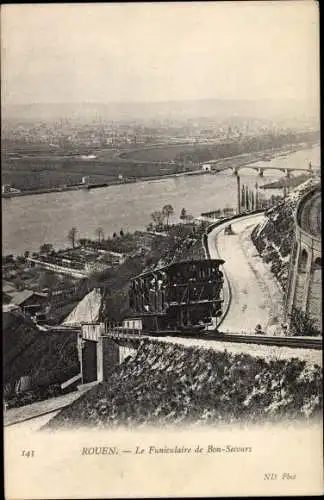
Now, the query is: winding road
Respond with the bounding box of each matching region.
[208,213,284,333]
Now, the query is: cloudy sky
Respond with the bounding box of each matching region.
[1,1,319,106]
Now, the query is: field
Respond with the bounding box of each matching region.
[118,143,203,161]
[2,131,318,192]
[1,156,180,191]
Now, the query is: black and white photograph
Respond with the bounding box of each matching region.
[2,2,322,498]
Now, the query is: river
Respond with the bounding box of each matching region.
[2,145,320,256]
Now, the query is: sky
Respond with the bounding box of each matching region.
[1,1,320,107]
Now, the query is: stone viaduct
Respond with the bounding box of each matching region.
[284,185,322,331]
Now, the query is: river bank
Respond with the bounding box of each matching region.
[260,173,311,190]
[2,141,317,199]
[3,144,320,257]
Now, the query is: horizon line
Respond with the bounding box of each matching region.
[2,96,312,107]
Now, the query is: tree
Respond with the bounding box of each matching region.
[251,190,255,211]
[38,270,57,291]
[241,185,246,210]
[180,208,187,220]
[78,238,88,247]
[39,243,53,255]
[245,187,250,211]
[24,251,30,260]
[162,204,174,227]
[3,254,14,264]
[67,227,78,248]
[255,182,259,209]
[120,229,124,237]
[289,306,320,337]
[113,232,117,239]
[95,227,104,243]
[150,210,164,229]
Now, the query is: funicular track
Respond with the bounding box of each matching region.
[107,328,322,350]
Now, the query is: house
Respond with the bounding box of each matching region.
[8,289,48,315]
[3,280,17,295]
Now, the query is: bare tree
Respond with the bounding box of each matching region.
[68,227,78,248]
[95,227,104,243]
[162,204,174,227]
[180,208,187,220]
[151,210,164,230]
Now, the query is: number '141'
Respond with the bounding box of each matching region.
[22,450,35,457]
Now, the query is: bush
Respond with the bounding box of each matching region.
[289,307,321,337]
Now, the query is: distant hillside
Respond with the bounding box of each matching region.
[2,98,319,125]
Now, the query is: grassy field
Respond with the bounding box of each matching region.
[119,143,202,161]
[2,131,319,191]
[1,157,179,191]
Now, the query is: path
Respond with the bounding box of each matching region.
[208,214,284,334]
[4,390,84,427]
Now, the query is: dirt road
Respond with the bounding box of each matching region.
[208,214,284,333]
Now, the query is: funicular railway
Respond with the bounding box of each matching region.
[127,259,225,334]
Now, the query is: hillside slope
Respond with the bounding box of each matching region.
[3,310,79,400]
[251,179,320,291]
[45,339,322,429]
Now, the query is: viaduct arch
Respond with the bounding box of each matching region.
[284,186,322,331]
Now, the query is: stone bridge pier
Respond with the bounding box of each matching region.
[284,187,322,332]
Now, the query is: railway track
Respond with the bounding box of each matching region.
[108,329,322,350]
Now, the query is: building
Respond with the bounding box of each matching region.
[4,288,48,316]
[2,184,11,194]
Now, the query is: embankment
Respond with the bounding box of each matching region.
[251,179,320,291]
[3,310,79,405]
[45,339,322,429]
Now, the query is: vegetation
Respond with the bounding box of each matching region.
[98,222,205,323]
[162,204,175,227]
[289,307,321,337]
[150,204,175,230]
[95,227,104,243]
[119,131,319,163]
[251,180,320,293]
[2,131,318,192]
[150,210,164,230]
[3,310,79,402]
[39,243,54,255]
[67,227,78,248]
[45,340,322,429]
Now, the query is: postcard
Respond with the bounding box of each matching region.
[2,1,322,498]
